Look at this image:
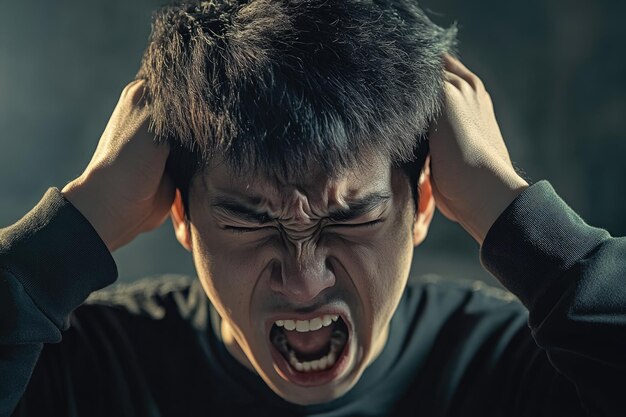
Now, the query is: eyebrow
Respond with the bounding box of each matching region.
[210,195,274,224]
[210,192,391,224]
[327,193,391,222]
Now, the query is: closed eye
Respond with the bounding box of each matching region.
[225,219,384,234]
[328,219,385,228]
[223,225,275,234]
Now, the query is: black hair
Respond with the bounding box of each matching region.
[137,0,456,219]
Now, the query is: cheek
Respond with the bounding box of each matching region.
[355,208,415,326]
[189,223,269,324]
[364,171,417,314]
[367,222,413,315]
[325,214,414,327]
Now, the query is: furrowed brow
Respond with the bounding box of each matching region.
[328,193,391,222]
[210,196,274,224]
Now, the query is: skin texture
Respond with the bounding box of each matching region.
[428,55,529,244]
[169,157,434,404]
[61,54,528,405]
[62,80,174,252]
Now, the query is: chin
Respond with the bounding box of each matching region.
[277,382,356,405]
[265,352,362,406]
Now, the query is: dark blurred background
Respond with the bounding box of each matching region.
[1,0,625,285]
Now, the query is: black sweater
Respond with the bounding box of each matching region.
[1,181,624,416]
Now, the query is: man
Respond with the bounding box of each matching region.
[1,1,624,416]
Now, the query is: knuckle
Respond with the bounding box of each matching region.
[468,74,484,91]
[459,79,474,95]
[120,79,144,102]
[483,90,494,106]
[120,81,135,98]
[444,78,463,93]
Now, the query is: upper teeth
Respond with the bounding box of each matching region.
[275,315,338,332]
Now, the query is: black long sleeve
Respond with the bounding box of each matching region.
[0,188,117,417]
[481,180,626,416]
[1,181,624,417]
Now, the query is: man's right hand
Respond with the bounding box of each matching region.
[61,80,175,252]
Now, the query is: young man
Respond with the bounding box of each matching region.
[1,1,624,416]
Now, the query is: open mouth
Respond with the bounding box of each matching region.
[270,314,350,381]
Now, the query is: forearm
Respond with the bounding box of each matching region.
[481,180,625,416]
[0,188,117,416]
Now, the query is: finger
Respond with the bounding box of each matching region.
[120,79,143,99]
[442,54,484,92]
[132,79,149,107]
[119,79,149,108]
[443,70,469,92]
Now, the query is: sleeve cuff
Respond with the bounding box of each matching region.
[0,188,118,330]
[479,180,610,310]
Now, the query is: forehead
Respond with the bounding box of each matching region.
[196,157,393,209]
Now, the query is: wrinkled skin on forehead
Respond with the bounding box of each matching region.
[206,159,394,256]
[174,156,428,405]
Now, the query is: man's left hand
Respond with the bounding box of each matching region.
[428,54,529,245]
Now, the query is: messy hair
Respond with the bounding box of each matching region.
[137,0,457,217]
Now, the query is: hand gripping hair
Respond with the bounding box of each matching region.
[137,0,457,217]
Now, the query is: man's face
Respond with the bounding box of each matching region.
[182,156,419,405]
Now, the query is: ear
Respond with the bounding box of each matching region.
[413,159,435,247]
[170,189,192,252]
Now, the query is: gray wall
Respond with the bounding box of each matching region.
[1,0,624,285]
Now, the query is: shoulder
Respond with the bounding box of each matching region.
[77,274,210,330]
[18,275,215,416]
[403,273,526,319]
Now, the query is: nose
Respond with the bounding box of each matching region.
[269,242,336,304]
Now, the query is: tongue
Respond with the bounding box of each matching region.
[284,325,333,355]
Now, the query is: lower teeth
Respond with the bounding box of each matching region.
[271,320,348,373]
[288,344,340,372]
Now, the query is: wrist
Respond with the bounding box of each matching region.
[61,176,121,252]
[459,173,529,245]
